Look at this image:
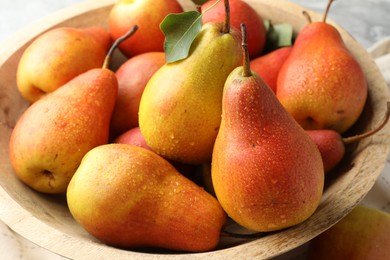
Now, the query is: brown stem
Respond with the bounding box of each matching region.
[103,25,138,69]
[223,0,231,33]
[343,101,390,145]
[302,11,312,24]
[240,23,251,77]
[323,0,335,23]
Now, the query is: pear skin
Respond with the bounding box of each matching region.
[109,0,183,57]
[139,22,242,164]
[306,129,345,173]
[250,46,292,93]
[212,65,324,232]
[9,68,118,194]
[16,27,112,103]
[308,205,390,260]
[201,0,266,59]
[67,144,227,252]
[276,21,367,134]
[110,52,166,137]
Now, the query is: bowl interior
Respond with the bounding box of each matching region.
[0,0,389,259]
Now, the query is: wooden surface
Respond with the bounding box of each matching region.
[0,0,389,259]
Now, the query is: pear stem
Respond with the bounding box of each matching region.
[343,101,390,145]
[102,25,138,69]
[323,0,335,23]
[240,23,252,77]
[223,0,231,33]
[302,11,312,24]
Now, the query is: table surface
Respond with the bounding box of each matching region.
[0,0,389,259]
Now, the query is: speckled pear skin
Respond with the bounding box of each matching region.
[276,22,368,134]
[212,67,324,232]
[67,144,227,252]
[138,22,242,165]
[9,68,118,194]
[16,27,112,103]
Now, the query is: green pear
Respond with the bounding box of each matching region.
[16,26,112,103]
[139,1,242,164]
[211,24,324,232]
[308,205,390,260]
[67,144,227,252]
[276,0,367,133]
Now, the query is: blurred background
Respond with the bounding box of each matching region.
[0,0,390,48]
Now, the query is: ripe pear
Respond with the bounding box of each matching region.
[66,144,227,252]
[250,46,292,93]
[308,205,390,260]
[8,26,138,194]
[113,126,153,151]
[9,68,117,194]
[201,0,266,59]
[110,52,166,137]
[307,101,390,173]
[276,0,368,133]
[212,24,324,232]
[16,26,111,103]
[109,0,183,57]
[139,1,242,164]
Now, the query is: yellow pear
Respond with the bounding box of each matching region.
[308,205,390,260]
[67,144,227,252]
[16,26,111,103]
[139,16,242,164]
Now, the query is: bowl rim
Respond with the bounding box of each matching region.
[1,0,390,259]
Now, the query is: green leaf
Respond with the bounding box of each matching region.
[263,20,294,53]
[160,11,202,63]
[274,23,294,47]
[191,0,209,5]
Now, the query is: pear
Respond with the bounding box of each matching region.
[308,205,390,260]
[201,0,267,59]
[66,144,227,252]
[110,52,166,137]
[307,101,390,173]
[16,26,112,103]
[8,26,138,194]
[250,46,292,93]
[211,24,324,232]
[139,0,242,164]
[276,0,368,133]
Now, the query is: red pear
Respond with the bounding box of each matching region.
[250,46,292,93]
[201,0,266,59]
[110,52,166,136]
[276,0,368,133]
[307,101,390,173]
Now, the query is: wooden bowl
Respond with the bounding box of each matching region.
[0,0,389,259]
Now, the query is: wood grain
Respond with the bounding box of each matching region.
[0,0,389,259]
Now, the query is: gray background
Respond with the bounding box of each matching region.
[0,0,390,48]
